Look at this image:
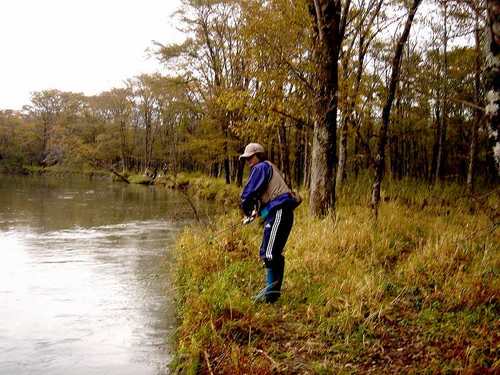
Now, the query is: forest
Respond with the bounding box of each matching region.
[0,0,498,214]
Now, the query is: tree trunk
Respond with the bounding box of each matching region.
[435,3,449,183]
[336,119,348,188]
[304,125,311,189]
[309,0,350,217]
[269,138,276,164]
[485,0,500,177]
[278,124,292,189]
[430,101,440,182]
[223,130,231,184]
[294,122,305,187]
[119,119,128,173]
[41,119,50,161]
[337,0,384,189]
[353,129,360,178]
[467,12,482,193]
[143,104,152,173]
[336,56,350,190]
[371,0,422,217]
[236,159,244,187]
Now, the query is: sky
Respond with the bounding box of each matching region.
[0,0,183,110]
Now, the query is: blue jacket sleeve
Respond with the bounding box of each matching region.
[240,162,272,216]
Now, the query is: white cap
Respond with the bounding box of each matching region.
[239,143,265,159]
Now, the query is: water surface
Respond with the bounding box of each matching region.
[0,176,202,375]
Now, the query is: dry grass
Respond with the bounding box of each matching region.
[171,177,499,374]
[156,172,241,208]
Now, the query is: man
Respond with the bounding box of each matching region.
[239,143,299,303]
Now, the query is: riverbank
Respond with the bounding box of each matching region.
[156,173,240,207]
[172,176,499,373]
[0,165,240,210]
[5,165,240,204]
[7,165,112,179]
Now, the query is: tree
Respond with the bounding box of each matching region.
[240,0,313,188]
[336,0,384,189]
[24,90,86,165]
[434,1,452,183]
[485,0,500,176]
[157,0,248,184]
[128,75,158,173]
[371,0,422,217]
[93,88,133,172]
[309,0,351,217]
[464,0,486,193]
[24,90,65,162]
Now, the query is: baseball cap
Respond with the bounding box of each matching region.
[239,143,265,160]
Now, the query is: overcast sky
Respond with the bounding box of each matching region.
[0,0,183,110]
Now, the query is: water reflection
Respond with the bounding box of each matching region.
[0,176,203,375]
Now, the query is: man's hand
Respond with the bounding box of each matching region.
[242,209,257,225]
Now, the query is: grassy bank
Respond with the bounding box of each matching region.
[21,164,111,179]
[172,176,499,373]
[156,172,240,207]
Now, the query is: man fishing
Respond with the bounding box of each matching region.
[239,143,300,303]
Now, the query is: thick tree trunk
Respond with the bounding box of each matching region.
[310,112,336,216]
[309,0,350,217]
[371,0,422,217]
[485,0,500,177]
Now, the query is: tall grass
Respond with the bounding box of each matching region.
[156,172,240,208]
[171,176,499,373]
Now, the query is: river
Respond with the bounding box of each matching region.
[0,175,205,375]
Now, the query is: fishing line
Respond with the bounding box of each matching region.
[139,215,258,282]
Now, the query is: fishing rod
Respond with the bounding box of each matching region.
[138,214,257,284]
[206,211,282,303]
[205,211,256,241]
[178,210,258,254]
[148,211,279,304]
[196,211,281,304]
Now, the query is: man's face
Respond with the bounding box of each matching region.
[246,154,258,167]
